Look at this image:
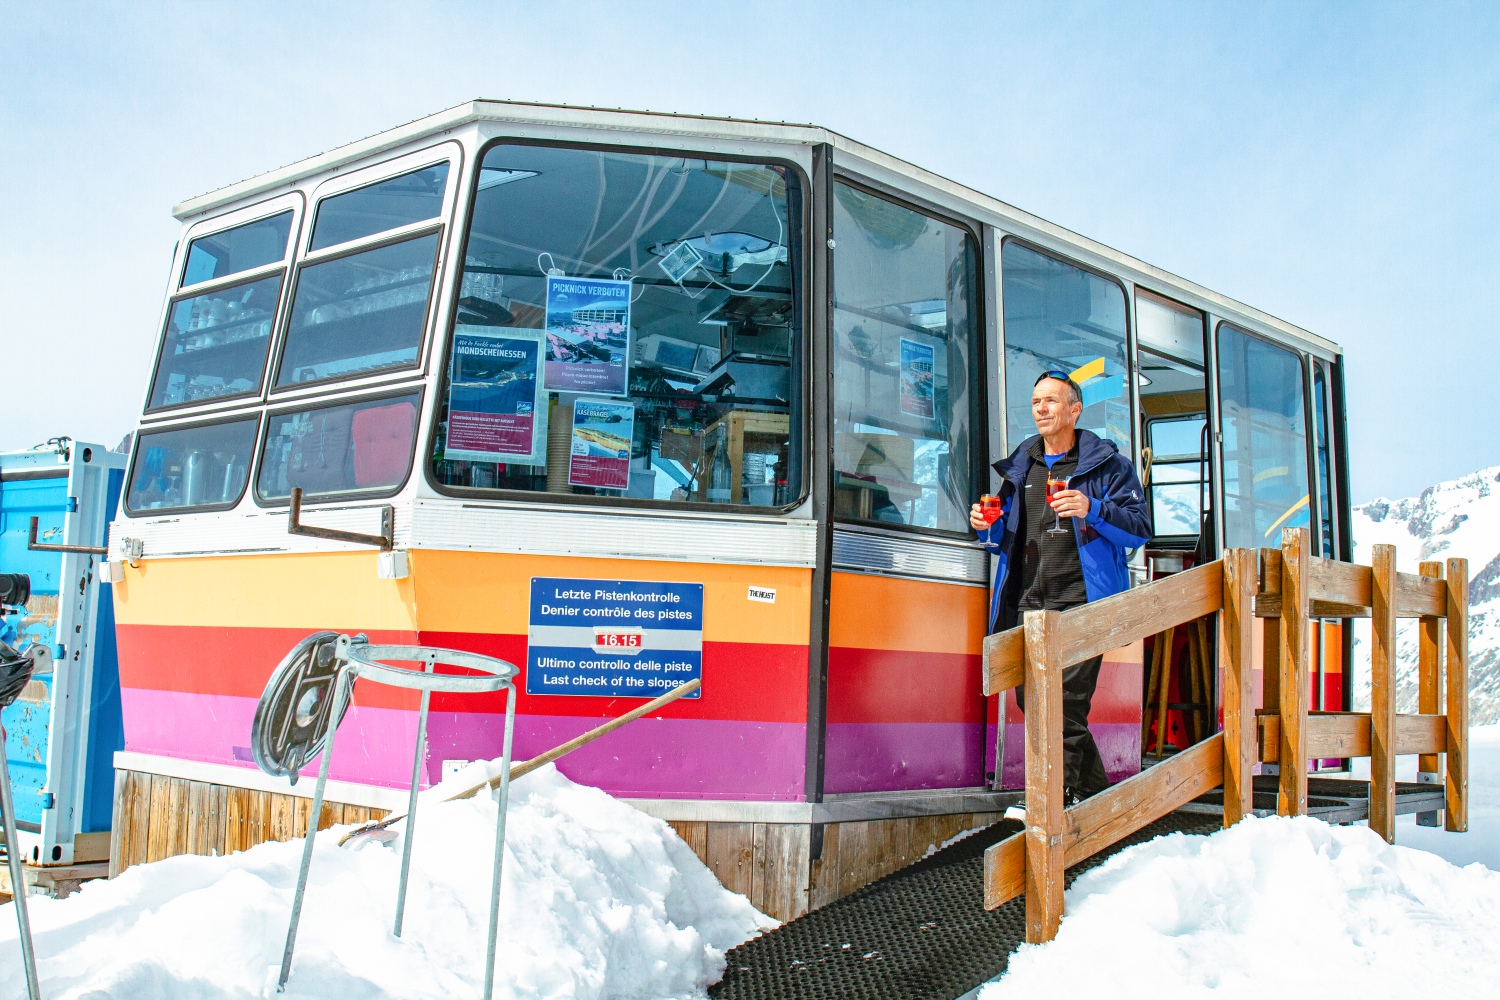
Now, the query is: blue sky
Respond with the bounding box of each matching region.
[2,1,1496,502]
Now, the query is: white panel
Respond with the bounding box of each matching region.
[832,526,987,584]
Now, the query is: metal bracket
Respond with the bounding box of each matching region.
[28,516,107,555]
[287,487,394,550]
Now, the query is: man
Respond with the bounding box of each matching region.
[971,371,1150,801]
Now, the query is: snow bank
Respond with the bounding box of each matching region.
[980,813,1500,999]
[0,765,773,999]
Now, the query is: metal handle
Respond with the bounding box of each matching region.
[28,516,107,555]
[287,488,394,550]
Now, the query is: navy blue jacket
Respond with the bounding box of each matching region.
[978,429,1151,633]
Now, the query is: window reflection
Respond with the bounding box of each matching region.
[429,145,801,507]
[183,211,293,287]
[831,183,976,531]
[148,274,282,410]
[310,163,449,251]
[126,418,258,512]
[1001,243,1130,454]
[1217,324,1311,548]
[258,392,421,502]
[276,234,439,386]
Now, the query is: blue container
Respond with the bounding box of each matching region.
[1,439,125,866]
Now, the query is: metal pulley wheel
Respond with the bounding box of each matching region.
[251,631,352,784]
[0,639,36,710]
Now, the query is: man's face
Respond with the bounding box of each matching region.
[1032,378,1082,437]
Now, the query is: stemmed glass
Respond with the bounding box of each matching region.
[1046,475,1070,533]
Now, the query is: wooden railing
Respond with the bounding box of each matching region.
[981,526,1470,944]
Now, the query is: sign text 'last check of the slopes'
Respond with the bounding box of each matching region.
[526,577,704,698]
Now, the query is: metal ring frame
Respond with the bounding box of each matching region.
[275,636,518,1000]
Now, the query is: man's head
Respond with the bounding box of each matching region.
[1032,371,1083,440]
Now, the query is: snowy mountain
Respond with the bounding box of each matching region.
[1351,466,1500,724]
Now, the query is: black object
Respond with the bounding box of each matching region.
[0,639,35,710]
[0,572,30,609]
[710,812,1221,1000]
[251,631,352,784]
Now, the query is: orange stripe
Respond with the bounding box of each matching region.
[828,571,987,655]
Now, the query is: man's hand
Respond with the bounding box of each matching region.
[1050,489,1091,519]
[969,503,989,532]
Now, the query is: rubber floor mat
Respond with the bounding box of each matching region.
[710,811,1223,1000]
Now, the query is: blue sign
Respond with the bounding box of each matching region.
[527,577,704,698]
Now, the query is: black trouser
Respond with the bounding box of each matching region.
[1016,653,1110,799]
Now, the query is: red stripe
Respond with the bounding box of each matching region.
[115,625,808,722]
[826,646,983,724]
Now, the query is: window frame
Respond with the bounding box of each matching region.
[142,193,306,418]
[122,410,263,516]
[828,170,988,540]
[1133,286,1210,544]
[269,225,446,394]
[998,235,1135,465]
[252,384,427,508]
[421,135,815,517]
[1213,319,1315,548]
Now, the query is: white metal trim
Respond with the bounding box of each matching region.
[112,751,408,811]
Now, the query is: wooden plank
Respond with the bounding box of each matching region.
[1058,560,1222,667]
[705,822,756,899]
[807,823,841,911]
[1417,563,1445,783]
[1277,528,1311,816]
[1257,712,1446,761]
[108,769,129,878]
[1446,558,1469,832]
[1398,572,1446,618]
[835,820,873,901]
[1369,544,1397,843]
[1262,615,1281,711]
[982,628,1024,696]
[1221,549,1257,826]
[269,793,297,843]
[756,824,810,922]
[144,774,172,863]
[1309,556,1371,609]
[208,784,228,858]
[1023,609,1064,944]
[987,734,1225,909]
[667,821,709,867]
[184,780,208,857]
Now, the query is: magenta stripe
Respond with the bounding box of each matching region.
[997,722,1142,789]
[823,722,985,794]
[120,689,807,800]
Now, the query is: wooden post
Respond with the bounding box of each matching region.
[1278,527,1310,817]
[1023,609,1065,944]
[1221,549,1257,825]
[1369,544,1398,843]
[1416,561,1444,826]
[1445,558,1469,833]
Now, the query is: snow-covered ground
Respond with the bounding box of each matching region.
[1351,465,1500,724]
[0,765,772,1000]
[979,725,1500,998]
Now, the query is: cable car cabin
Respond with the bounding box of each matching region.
[103,101,1348,921]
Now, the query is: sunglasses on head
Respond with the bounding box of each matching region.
[1034,370,1078,387]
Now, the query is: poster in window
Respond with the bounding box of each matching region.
[568,398,634,490]
[542,275,632,395]
[442,327,547,464]
[899,338,935,418]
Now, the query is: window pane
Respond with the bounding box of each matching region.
[276,234,438,386]
[126,418,257,512]
[1313,367,1334,557]
[1216,324,1311,548]
[831,184,976,531]
[257,393,421,501]
[183,211,293,286]
[1136,287,1204,366]
[1001,242,1130,454]
[148,274,282,409]
[429,145,801,507]
[1152,482,1202,536]
[1150,417,1206,459]
[310,164,449,251]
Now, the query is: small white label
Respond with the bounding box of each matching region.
[748,586,777,604]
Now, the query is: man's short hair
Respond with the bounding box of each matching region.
[1033,370,1083,406]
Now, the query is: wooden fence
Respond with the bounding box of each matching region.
[980,526,1469,944]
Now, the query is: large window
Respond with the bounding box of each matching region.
[831,182,977,531]
[182,211,293,287]
[309,164,449,252]
[428,144,802,507]
[257,392,422,503]
[1217,324,1311,548]
[1001,242,1130,454]
[126,417,259,513]
[148,274,283,410]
